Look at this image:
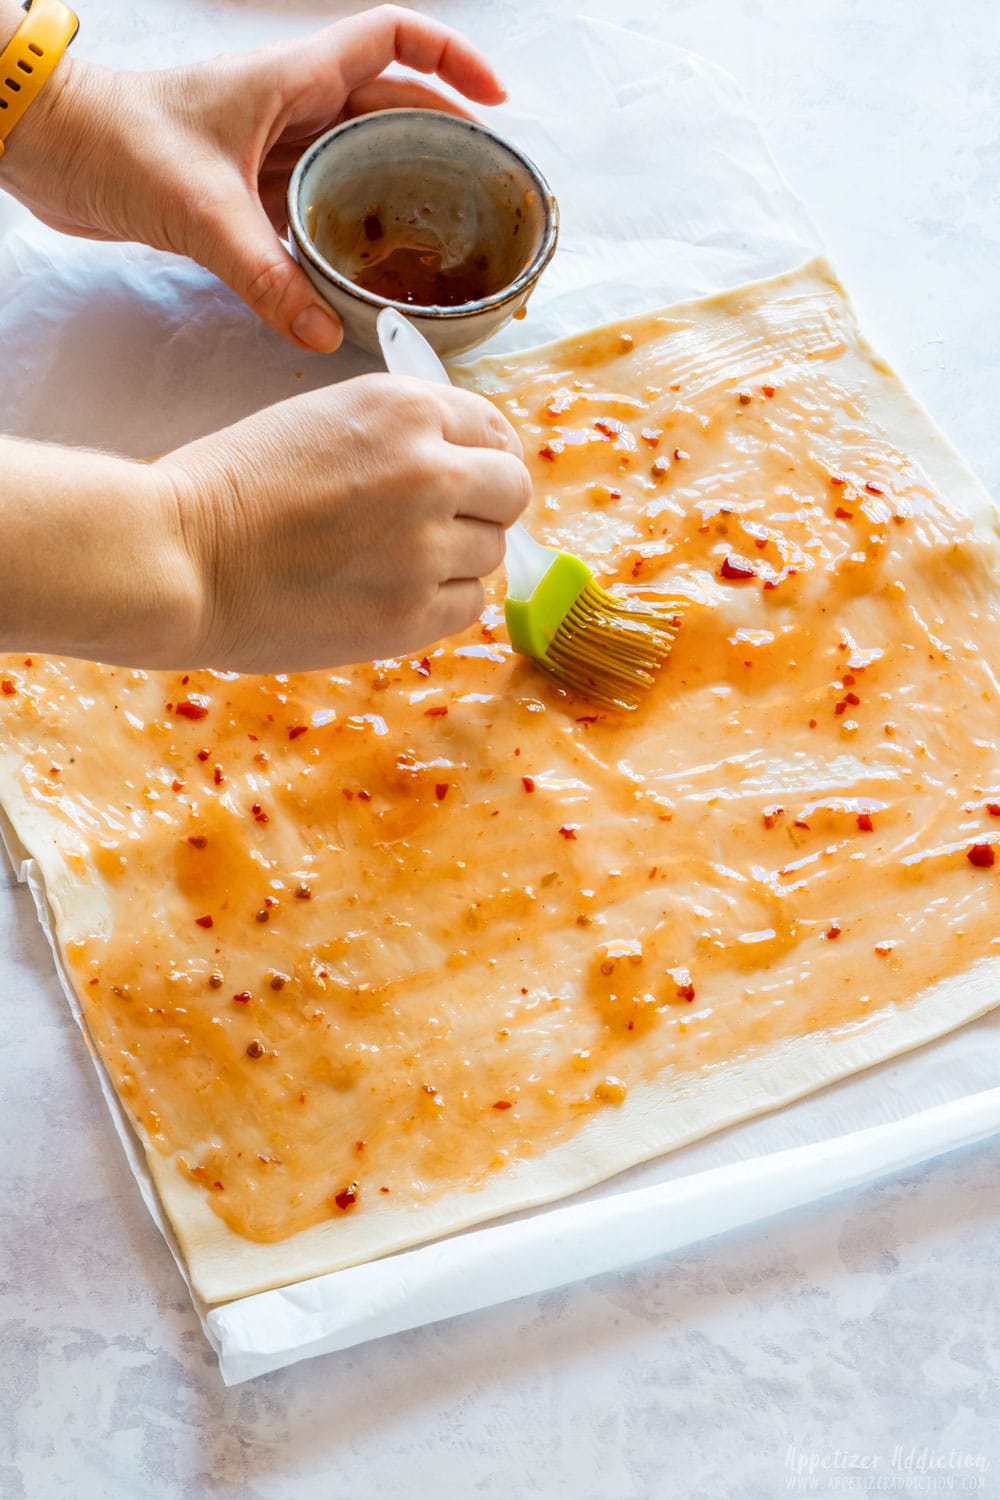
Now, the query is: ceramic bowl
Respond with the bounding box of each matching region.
[286,110,559,359]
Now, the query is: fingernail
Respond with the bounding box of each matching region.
[291,304,341,352]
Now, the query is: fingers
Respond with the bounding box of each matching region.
[441,516,506,582]
[340,77,478,122]
[422,383,524,459]
[425,578,489,644]
[311,6,506,106]
[446,448,531,527]
[203,191,344,353]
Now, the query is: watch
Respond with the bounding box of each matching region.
[0,0,79,159]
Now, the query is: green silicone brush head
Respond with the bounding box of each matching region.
[505,555,683,712]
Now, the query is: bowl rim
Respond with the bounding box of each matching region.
[286,109,559,321]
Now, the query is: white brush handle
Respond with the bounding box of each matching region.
[376,309,552,600]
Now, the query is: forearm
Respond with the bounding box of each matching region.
[0,435,202,667]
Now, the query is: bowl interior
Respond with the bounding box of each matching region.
[296,113,551,310]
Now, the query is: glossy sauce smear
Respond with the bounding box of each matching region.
[3,270,999,1246]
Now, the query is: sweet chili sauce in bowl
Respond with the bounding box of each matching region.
[287,110,558,358]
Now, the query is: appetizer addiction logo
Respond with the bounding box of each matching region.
[783,1445,989,1491]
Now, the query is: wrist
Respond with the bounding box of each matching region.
[0,0,80,177]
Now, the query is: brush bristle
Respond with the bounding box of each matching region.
[538,580,683,711]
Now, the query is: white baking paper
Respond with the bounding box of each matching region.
[1,12,998,1386]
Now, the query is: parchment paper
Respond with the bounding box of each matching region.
[1,13,997,1384]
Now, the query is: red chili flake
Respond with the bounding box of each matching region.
[843,673,856,686]
[576,715,599,724]
[493,1100,513,1110]
[22,658,31,667]
[335,1183,359,1210]
[187,835,208,849]
[295,883,312,900]
[844,691,860,706]
[762,384,776,398]
[762,805,784,829]
[245,1040,265,1059]
[826,924,842,940]
[988,804,1000,817]
[857,813,874,832]
[213,765,224,785]
[165,703,173,713]
[830,475,847,487]
[835,701,847,715]
[88,977,98,986]
[417,656,431,677]
[181,675,189,685]
[252,802,269,823]
[435,783,449,801]
[0,680,15,696]
[196,749,210,762]
[172,779,184,792]
[968,843,996,869]
[176,698,209,721]
[424,705,448,717]
[255,908,269,923]
[288,725,308,740]
[640,428,661,448]
[342,788,354,800]
[559,824,578,840]
[835,506,854,520]
[594,418,623,437]
[865,482,885,496]
[538,443,559,461]
[648,866,658,878]
[522,775,535,793]
[49,765,61,777]
[195,915,214,929]
[357,789,371,803]
[720,555,756,581]
[520,986,529,995]
[232,991,251,1004]
[738,391,752,406]
[794,817,810,830]
[672,448,690,461]
[380,1186,390,1194]
[355,1140,366,1153]
[422,1083,439,1096]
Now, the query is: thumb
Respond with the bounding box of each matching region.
[206,198,343,353]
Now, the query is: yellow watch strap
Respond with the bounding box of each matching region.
[0,0,79,159]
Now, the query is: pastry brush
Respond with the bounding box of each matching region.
[376,308,683,711]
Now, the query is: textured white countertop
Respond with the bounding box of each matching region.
[2,1,999,1496]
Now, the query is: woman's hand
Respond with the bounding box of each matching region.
[0,4,506,351]
[157,375,530,673]
[0,376,529,671]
